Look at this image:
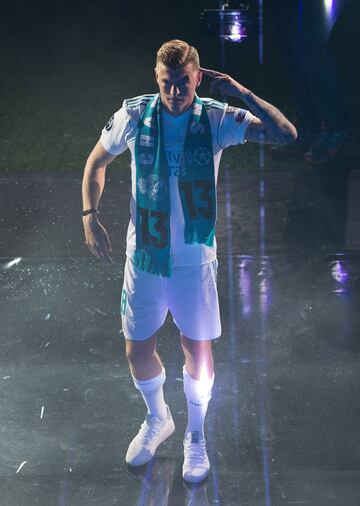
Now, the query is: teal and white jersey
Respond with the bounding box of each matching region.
[100,94,256,266]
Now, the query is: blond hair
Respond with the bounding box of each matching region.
[156,39,200,69]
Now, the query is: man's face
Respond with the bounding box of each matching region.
[155,62,202,116]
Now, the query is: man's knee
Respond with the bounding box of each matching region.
[125,332,158,363]
[181,334,213,370]
[180,335,214,380]
[180,334,213,357]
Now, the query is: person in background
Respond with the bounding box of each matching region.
[269,0,351,164]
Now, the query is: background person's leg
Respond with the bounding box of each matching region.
[268,0,350,162]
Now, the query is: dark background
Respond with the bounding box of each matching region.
[1,0,359,173]
[0,6,360,504]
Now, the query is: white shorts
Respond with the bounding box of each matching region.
[120,256,221,341]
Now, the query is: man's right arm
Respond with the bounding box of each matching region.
[82,141,117,261]
[82,141,116,222]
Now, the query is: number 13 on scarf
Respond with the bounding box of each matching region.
[138,179,215,248]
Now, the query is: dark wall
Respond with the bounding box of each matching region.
[0,0,358,171]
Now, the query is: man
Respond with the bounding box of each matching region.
[269,0,351,164]
[82,39,296,483]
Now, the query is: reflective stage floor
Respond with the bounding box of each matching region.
[0,161,359,505]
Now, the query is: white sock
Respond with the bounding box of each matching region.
[183,365,214,440]
[131,367,168,421]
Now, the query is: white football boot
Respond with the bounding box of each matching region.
[182,430,210,483]
[126,404,175,466]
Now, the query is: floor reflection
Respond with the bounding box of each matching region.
[1,165,360,504]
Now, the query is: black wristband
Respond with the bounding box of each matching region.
[81,208,99,217]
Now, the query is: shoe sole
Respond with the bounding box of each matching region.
[183,467,210,484]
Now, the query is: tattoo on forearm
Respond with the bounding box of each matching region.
[243,91,295,144]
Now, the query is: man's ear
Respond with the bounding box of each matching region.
[196,69,203,88]
[154,66,158,81]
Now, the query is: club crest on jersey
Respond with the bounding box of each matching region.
[105,115,114,131]
[193,147,211,166]
[138,175,168,202]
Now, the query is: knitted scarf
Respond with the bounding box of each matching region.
[134,93,215,277]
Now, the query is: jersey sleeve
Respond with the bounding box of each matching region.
[100,100,132,155]
[218,105,257,148]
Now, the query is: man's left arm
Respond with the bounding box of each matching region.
[200,67,297,145]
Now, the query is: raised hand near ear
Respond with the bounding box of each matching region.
[200,67,246,98]
[200,67,297,145]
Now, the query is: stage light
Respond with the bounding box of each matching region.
[228,17,244,42]
[324,0,334,15]
[200,4,253,43]
[331,259,349,294]
[323,0,337,28]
